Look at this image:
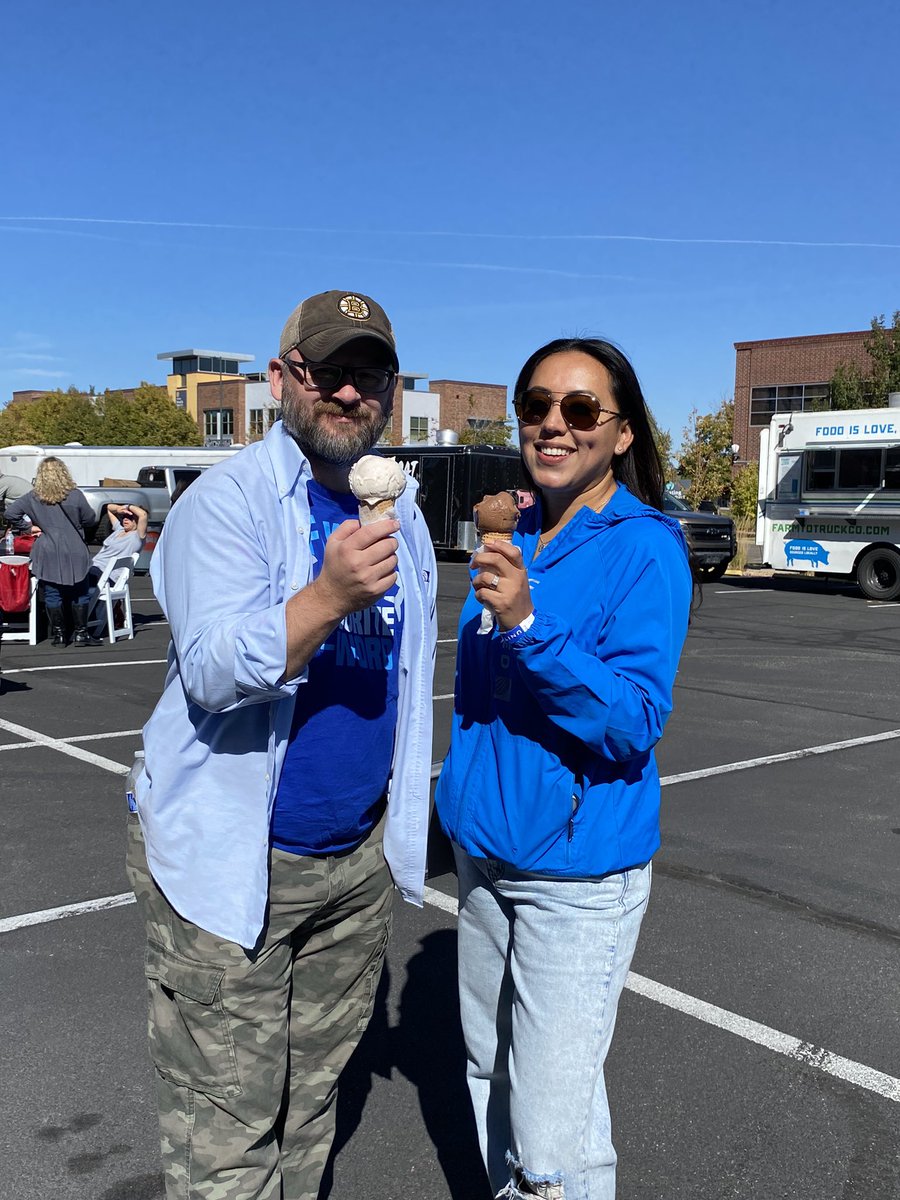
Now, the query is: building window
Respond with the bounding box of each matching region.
[204,408,234,440]
[750,383,831,426]
[378,416,393,444]
[249,410,265,438]
[409,416,429,443]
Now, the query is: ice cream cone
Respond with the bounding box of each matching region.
[349,455,407,527]
[358,498,397,525]
[474,492,520,555]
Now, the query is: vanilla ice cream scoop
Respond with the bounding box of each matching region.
[349,454,407,523]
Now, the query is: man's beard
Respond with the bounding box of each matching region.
[281,385,390,466]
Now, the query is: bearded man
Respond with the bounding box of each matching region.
[128,291,437,1199]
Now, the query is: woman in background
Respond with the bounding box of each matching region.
[6,457,97,647]
[436,337,693,1200]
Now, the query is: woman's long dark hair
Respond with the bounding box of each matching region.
[513,337,666,510]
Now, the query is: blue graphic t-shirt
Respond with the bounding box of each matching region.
[271,480,404,855]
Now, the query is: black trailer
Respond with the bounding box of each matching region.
[390,444,523,554]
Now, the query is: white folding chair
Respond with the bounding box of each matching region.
[88,552,139,644]
[0,558,39,646]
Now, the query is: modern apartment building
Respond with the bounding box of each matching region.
[156,348,255,428]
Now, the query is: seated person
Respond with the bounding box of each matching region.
[90,504,148,581]
[86,504,147,634]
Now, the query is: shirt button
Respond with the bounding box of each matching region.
[265,773,271,783]
[290,581,299,590]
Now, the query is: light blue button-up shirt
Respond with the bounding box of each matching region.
[136,422,438,948]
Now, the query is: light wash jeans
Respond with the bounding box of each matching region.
[454,848,651,1200]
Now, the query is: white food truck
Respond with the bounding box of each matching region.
[0,443,239,487]
[756,405,900,600]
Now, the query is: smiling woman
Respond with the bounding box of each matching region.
[435,335,694,1199]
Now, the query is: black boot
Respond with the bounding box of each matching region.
[46,605,66,647]
[72,603,102,646]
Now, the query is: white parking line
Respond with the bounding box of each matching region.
[7,882,896,1105]
[626,973,900,1103]
[3,659,167,675]
[0,892,135,933]
[0,719,130,774]
[0,728,143,753]
[422,888,899,1104]
[660,728,900,786]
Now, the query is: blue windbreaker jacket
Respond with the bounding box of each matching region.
[435,484,692,877]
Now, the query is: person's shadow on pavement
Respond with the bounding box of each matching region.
[322,929,489,1200]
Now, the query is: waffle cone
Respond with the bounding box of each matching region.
[481,531,514,545]
[358,499,396,525]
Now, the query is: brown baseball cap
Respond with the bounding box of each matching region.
[278,290,398,371]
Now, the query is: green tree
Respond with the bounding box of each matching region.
[828,361,870,409]
[829,311,900,410]
[729,461,759,522]
[95,384,202,445]
[458,419,513,446]
[648,409,676,485]
[866,311,900,403]
[0,387,103,445]
[677,399,735,507]
[0,383,202,447]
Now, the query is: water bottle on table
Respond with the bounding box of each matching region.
[125,750,145,814]
[3,528,13,556]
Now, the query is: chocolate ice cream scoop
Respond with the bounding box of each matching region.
[474,491,520,540]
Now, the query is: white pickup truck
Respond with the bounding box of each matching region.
[81,466,207,571]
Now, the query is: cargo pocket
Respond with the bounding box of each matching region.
[356,910,392,1032]
[144,941,242,1099]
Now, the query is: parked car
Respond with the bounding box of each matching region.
[663,494,736,581]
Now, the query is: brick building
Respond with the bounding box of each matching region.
[733,331,872,464]
[195,371,508,447]
[390,376,507,446]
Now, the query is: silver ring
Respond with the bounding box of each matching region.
[489,574,500,590]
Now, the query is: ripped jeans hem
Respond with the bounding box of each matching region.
[494,1151,565,1199]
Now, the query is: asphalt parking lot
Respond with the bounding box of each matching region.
[1,566,899,1200]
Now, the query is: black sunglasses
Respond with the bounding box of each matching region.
[281,356,395,395]
[514,387,624,432]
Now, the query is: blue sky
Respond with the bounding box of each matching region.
[2,0,898,447]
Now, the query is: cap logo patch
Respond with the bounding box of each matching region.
[339,294,370,321]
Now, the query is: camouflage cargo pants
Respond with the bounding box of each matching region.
[126,812,393,1200]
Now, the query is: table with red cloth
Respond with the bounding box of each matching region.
[0,536,38,614]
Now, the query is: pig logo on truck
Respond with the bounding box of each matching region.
[784,539,830,568]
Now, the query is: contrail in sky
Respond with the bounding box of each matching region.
[0,214,897,251]
[0,223,633,282]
